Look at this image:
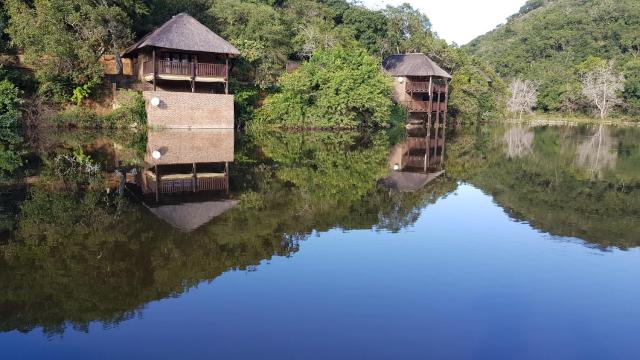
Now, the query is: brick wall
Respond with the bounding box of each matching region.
[143,91,234,128]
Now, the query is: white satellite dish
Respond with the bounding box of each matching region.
[150,97,160,107]
[152,150,162,159]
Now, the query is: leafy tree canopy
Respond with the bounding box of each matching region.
[255,47,393,129]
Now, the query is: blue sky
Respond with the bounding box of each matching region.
[360,0,527,45]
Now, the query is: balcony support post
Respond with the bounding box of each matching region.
[225,57,229,94]
[152,48,157,91]
[154,165,160,203]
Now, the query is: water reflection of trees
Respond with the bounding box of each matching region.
[503,124,534,159]
[447,124,640,249]
[576,124,617,179]
[0,129,456,335]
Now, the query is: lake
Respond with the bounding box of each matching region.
[1,123,639,359]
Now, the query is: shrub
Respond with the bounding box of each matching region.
[0,79,23,127]
[255,47,393,129]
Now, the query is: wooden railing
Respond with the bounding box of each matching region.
[197,176,227,191]
[406,82,448,93]
[145,174,228,194]
[158,60,193,76]
[197,63,227,78]
[142,60,227,78]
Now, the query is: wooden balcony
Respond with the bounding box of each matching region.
[406,82,448,93]
[142,60,227,82]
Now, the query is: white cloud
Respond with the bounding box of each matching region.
[360,0,526,45]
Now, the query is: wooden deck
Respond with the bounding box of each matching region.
[402,101,447,113]
[142,60,227,82]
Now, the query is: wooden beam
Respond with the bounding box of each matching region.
[225,162,229,195]
[191,61,196,93]
[443,81,449,124]
[225,57,229,94]
[192,163,197,192]
[152,48,157,91]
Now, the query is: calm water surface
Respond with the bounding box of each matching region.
[1,123,639,359]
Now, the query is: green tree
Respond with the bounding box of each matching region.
[0,79,23,127]
[256,47,393,129]
[5,0,134,102]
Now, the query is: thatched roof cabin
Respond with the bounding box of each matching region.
[123,13,239,93]
[383,53,451,118]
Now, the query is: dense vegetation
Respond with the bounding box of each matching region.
[467,0,640,118]
[255,48,393,128]
[1,0,505,127]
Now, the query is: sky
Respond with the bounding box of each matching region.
[361,0,527,45]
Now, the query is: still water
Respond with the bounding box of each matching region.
[1,123,639,359]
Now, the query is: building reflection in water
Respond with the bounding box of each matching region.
[380,120,446,192]
[127,128,238,232]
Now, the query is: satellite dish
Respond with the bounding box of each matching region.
[398,77,405,84]
[150,97,160,107]
[152,150,162,159]
[393,164,400,171]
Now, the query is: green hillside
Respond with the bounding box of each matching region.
[466,0,640,116]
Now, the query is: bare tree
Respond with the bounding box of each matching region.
[581,61,625,119]
[507,79,539,120]
[297,23,338,58]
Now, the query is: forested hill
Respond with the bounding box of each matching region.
[466,0,640,115]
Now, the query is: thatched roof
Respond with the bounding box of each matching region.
[123,13,240,57]
[146,129,234,165]
[149,200,239,232]
[383,53,451,78]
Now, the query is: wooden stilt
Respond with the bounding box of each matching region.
[154,165,160,202]
[191,61,196,93]
[434,92,441,161]
[225,58,229,94]
[225,162,229,195]
[441,81,449,169]
[425,116,431,170]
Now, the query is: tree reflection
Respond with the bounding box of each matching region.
[0,129,456,335]
[446,124,640,249]
[576,124,617,178]
[503,124,534,159]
